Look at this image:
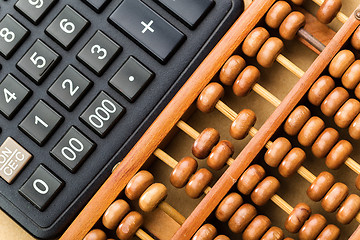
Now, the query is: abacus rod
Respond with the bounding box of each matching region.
[252,83,281,107]
[297,28,326,52]
[345,158,360,175]
[271,194,293,215]
[276,54,305,79]
[312,0,348,24]
[297,166,317,183]
[158,202,186,225]
[136,229,155,240]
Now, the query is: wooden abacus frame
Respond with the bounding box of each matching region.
[61,1,360,239]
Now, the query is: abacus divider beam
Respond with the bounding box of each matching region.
[276,54,305,79]
[158,201,186,225]
[136,229,155,240]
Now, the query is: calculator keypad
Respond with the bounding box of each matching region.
[15,0,58,25]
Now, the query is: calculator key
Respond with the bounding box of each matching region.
[0,74,31,119]
[109,0,185,63]
[82,0,111,13]
[19,100,63,146]
[109,56,154,102]
[48,65,92,111]
[77,30,121,76]
[17,39,61,84]
[15,0,58,25]
[19,165,64,211]
[0,14,29,59]
[0,137,32,184]
[50,126,95,172]
[155,0,214,29]
[45,5,89,50]
[80,91,125,137]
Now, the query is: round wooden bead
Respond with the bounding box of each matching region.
[261,227,284,240]
[291,0,304,5]
[230,109,256,140]
[325,140,352,169]
[311,128,339,158]
[242,27,270,57]
[298,117,325,147]
[214,235,230,240]
[139,183,167,212]
[242,215,271,240]
[192,128,220,159]
[220,55,246,86]
[285,203,311,233]
[207,140,234,170]
[279,148,306,178]
[321,182,348,213]
[84,229,107,240]
[307,171,335,202]
[337,194,360,224]
[257,37,284,68]
[308,76,335,106]
[334,99,360,128]
[316,225,340,240]
[237,164,266,195]
[279,12,306,40]
[170,157,198,188]
[316,0,342,24]
[197,83,224,113]
[284,105,311,136]
[351,27,360,50]
[298,214,327,240]
[357,174,360,190]
[329,50,355,78]
[125,170,154,200]
[265,137,291,167]
[228,203,257,233]
[321,87,349,117]
[349,114,360,140]
[232,66,260,97]
[342,60,360,89]
[284,238,295,240]
[116,211,144,240]
[215,192,243,222]
[265,1,292,29]
[185,168,212,198]
[192,224,217,240]
[102,199,131,230]
[251,176,280,206]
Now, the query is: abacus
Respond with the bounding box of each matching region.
[59,0,360,239]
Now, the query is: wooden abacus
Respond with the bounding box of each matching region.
[60,0,360,239]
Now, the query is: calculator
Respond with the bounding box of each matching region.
[0,0,243,238]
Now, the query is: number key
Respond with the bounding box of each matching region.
[15,0,58,25]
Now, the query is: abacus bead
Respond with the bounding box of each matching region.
[291,0,304,5]
[257,37,284,68]
[321,182,348,213]
[316,0,342,24]
[251,176,280,206]
[349,114,360,140]
[308,76,335,106]
[237,164,266,195]
[192,128,220,159]
[336,194,360,224]
[321,87,349,117]
[102,200,131,230]
[197,83,224,113]
[284,106,311,136]
[192,224,217,240]
[279,12,306,40]
[307,172,335,202]
[342,60,360,89]
[242,27,270,57]
[220,55,246,86]
[228,204,257,233]
[116,211,143,240]
[214,236,230,240]
[207,140,234,170]
[351,27,360,50]
[357,174,360,190]
[279,148,306,178]
[325,140,352,169]
[356,84,360,99]
[242,215,271,240]
[261,227,284,240]
[298,117,325,147]
[84,229,107,240]
[264,137,292,167]
[312,128,339,158]
[170,157,198,188]
[284,239,295,240]
[230,109,256,140]
[329,50,355,78]
[285,203,312,233]
[316,225,340,240]
[139,183,167,212]
[299,214,327,240]
[335,99,360,128]
[215,192,243,222]
[265,1,292,29]
[185,168,212,198]
[125,170,154,200]
[233,66,260,97]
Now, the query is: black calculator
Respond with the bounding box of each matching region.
[0,0,243,238]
